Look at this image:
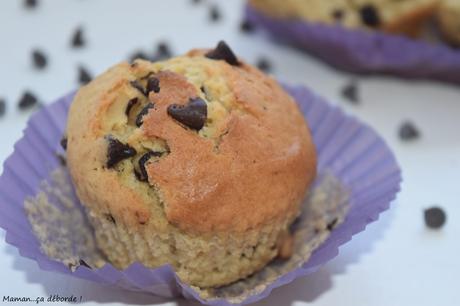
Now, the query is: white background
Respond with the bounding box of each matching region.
[0,1,459,305]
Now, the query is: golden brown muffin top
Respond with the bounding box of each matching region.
[66,42,316,234]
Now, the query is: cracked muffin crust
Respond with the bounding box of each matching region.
[66,42,317,288]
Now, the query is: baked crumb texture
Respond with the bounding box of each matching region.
[65,45,317,288]
[26,168,348,302]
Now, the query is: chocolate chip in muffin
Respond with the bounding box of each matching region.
[256,57,272,73]
[71,26,85,48]
[106,136,137,168]
[240,20,255,33]
[56,153,66,166]
[341,81,360,104]
[134,151,163,182]
[125,97,139,117]
[205,41,239,66]
[398,121,420,141]
[360,5,380,28]
[130,80,147,96]
[332,9,345,21]
[135,103,155,127]
[32,49,47,69]
[424,207,446,229]
[78,65,92,85]
[105,214,116,224]
[0,99,6,117]
[18,91,38,110]
[146,77,160,95]
[24,0,38,9]
[79,259,91,269]
[167,98,207,131]
[327,218,338,231]
[60,136,68,150]
[209,5,222,22]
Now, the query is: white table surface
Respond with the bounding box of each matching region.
[0,1,459,305]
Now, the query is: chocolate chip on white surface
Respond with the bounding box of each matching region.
[0,99,6,117]
[24,0,38,9]
[424,207,446,229]
[32,49,47,69]
[256,57,272,73]
[71,27,86,48]
[18,91,39,110]
[398,121,420,141]
[341,81,360,104]
[240,20,255,33]
[209,5,222,22]
[78,65,92,85]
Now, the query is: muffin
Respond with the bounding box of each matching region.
[437,0,460,46]
[65,41,317,288]
[249,0,439,37]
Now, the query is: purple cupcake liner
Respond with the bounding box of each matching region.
[0,84,401,305]
[246,5,460,85]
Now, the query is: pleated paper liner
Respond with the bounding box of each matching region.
[0,85,401,305]
[245,4,460,85]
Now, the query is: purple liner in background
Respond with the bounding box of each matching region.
[0,84,401,305]
[246,5,460,85]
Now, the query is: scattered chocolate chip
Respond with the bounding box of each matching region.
[18,91,38,110]
[79,259,91,269]
[333,9,344,21]
[341,81,360,104]
[60,137,68,150]
[134,151,162,182]
[256,57,272,73]
[24,0,38,9]
[105,214,116,224]
[32,49,47,69]
[135,103,154,127]
[209,5,221,22]
[205,41,239,66]
[424,207,446,229]
[167,98,207,131]
[56,153,66,166]
[327,218,338,231]
[240,20,255,33]
[125,97,139,116]
[106,136,137,168]
[71,27,85,48]
[130,80,147,96]
[0,99,6,117]
[360,5,380,28]
[78,65,92,85]
[156,41,172,59]
[146,77,160,95]
[129,50,149,63]
[398,121,420,141]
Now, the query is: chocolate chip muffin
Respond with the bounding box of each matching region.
[66,42,317,288]
[437,0,460,46]
[249,0,439,37]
